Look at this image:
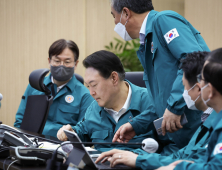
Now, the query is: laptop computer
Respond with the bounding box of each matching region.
[64,130,137,170]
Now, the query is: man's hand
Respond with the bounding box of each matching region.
[112,123,136,143]
[57,124,74,141]
[170,160,194,166]
[155,165,175,170]
[161,108,183,136]
[95,149,137,168]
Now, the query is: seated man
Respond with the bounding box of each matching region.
[95,51,215,169]
[57,50,158,152]
[157,48,222,170]
[14,39,94,138]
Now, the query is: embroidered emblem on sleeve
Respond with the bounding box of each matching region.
[213,143,222,155]
[164,28,179,44]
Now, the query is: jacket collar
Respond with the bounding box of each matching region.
[126,80,142,112]
[203,110,217,129]
[212,110,222,130]
[145,10,159,36]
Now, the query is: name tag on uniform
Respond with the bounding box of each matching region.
[164,28,179,44]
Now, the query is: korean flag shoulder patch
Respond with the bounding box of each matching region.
[164,28,179,44]
[213,143,222,155]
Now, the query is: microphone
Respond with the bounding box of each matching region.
[142,138,159,153]
[0,93,3,101]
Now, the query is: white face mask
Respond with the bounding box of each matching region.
[114,11,133,41]
[182,84,200,110]
[201,84,210,106]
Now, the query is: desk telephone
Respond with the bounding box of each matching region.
[0,124,33,146]
[0,124,31,158]
[0,124,66,166]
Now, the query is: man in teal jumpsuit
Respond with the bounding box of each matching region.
[157,48,222,170]
[14,39,94,138]
[57,50,158,152]
[111,0,210,149]
[95,52,215,169]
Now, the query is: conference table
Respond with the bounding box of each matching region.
[0,128,138,170]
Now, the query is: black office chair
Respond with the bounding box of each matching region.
[20,69,53,134]
[125,72,146,88]
[74,73,84,84]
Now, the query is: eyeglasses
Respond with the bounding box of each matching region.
[197,74,205,83]
[51,59,75,67]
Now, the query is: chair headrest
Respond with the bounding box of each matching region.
[29,68,50,94]
[125,72,145,88]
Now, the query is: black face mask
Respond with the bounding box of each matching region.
[50,65,74,81]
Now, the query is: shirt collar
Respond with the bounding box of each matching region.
[139,12,149,45]
[203,107,214,114]
[122,81,132,111]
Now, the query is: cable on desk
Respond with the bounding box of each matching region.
[6,160,18,170]
[3,156,11,170]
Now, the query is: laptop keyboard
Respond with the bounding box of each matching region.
[92,158,133,169]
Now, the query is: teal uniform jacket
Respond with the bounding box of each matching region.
[134,111,217,170]
[73,81,156,152]
[174,110,222,170]
[14,73,94,138]
[132,10,210,149]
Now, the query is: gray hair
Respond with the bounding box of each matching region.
[110,0,154,14]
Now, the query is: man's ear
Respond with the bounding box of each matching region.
[196,83,201,95]
[209,83,216,99]
[48,58,51,69]
[122,7,131,21]
[208,83,219,99]
[110,71,119,85]
[74,60,79,70]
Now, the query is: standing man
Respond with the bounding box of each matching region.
[14,39,94,138]
[110,0,210,149]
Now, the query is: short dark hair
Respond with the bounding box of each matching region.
[83,50,125,81]
[48,39,79,61]
[180,51,209,87]
[111,0,154,14]
[203,48,222,95]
